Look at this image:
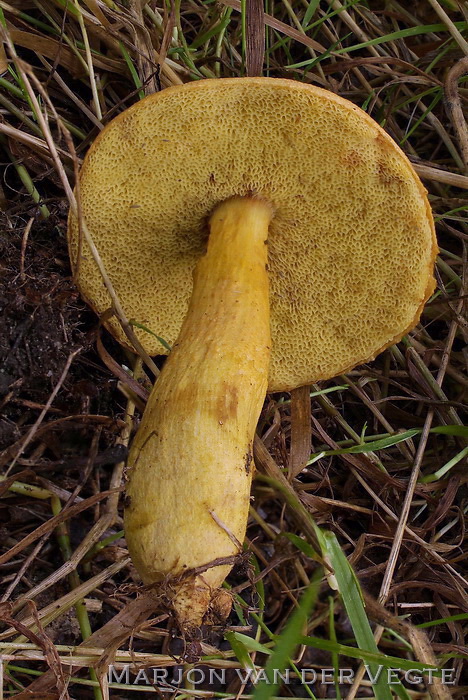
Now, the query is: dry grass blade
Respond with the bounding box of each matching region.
[444,56,468,170]
[413,163,468,188]
[5,348,81,475]
[0,602,69,699]
[0,559,130,647]
[0,490,119,568]
[289,386,312,478]
[220,0,327,52]
[10,593,158,699]
[245,0,265,76]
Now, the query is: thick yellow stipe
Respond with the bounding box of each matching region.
[124,197,272,629]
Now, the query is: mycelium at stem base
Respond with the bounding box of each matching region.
[123,196,273,631]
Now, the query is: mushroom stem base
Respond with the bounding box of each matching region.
[124,196,273,630]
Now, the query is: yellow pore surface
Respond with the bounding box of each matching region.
[68,78,437,392]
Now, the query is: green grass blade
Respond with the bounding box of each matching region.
[282,532,319,559]
[421,446,468,483]
[336,22,467,55]
[252,572,321,700]
[301,0,320,28]
[430,425,468,437]
[417,613,468,629]
[308,429,420,461]
[328,596,342,699]
[316,529,395,700]
[308,424,468,463]
[119,42,145,100]
[225,631,259,669]
[298,634,441,673]
[229,632,272,656]
[129,320,172,351]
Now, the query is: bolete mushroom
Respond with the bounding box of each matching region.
[68,78,437,630]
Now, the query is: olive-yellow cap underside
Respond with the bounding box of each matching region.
[68,78,437,392]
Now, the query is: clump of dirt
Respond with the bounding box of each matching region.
[0,210,117,450]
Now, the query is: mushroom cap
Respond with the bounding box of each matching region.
[68,77,437,392]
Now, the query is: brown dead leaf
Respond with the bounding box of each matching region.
[8,29,125,77]
[289,385,312,478]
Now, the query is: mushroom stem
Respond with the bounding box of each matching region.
[124,196,272,630]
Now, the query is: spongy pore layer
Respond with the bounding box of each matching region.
[68,77,437,392]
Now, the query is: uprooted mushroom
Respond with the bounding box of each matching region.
[68,77,437,631]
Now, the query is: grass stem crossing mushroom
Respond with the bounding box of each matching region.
[68,77,437,631]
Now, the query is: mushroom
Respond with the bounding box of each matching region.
[68,78,437,630]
